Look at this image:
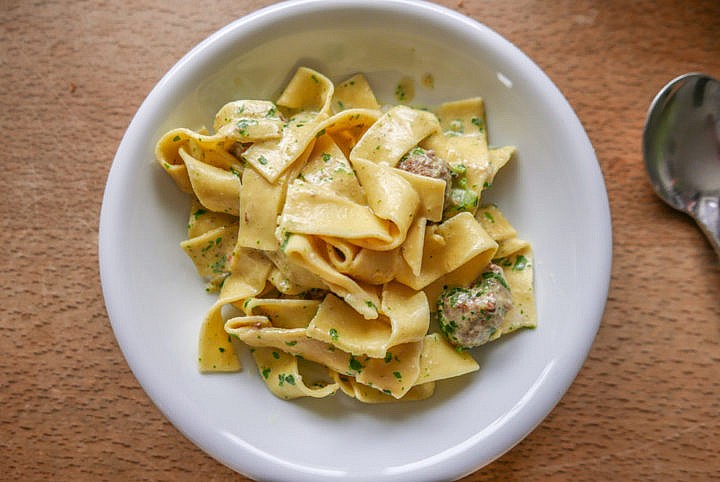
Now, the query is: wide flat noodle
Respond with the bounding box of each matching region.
[281,233,381,319]
[332,73,380,112]
[476,204,517,242]
[156,128,243,193]
[225,317,423,398]
[332,374,436,403]
[498,247,537,333]
[305,282,428,359]
[280,181,393,243]
[180,223,238,287]
[250,347,338,400]
[395,212,498,291]
[349,157,419,250]
[186,197,238,239]
[242,297,321,329]
[212,100,285,141]
[350,105,439,166]
[416,333,479,384]
[181,148,240,215]
[243,67,334,182]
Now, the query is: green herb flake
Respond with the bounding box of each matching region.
[218,347,225,353]
[172,135,181,142]
[258,155,268,165]
[316,128,326,138]
[471,116,485,130]
[280,231,292,251]
[482,270,510,290]
[349,356,363,372]
[272,351,280,359]
[236,118,258,136]
[393,371,402,380]
[329,328,339,341]
[261,368,271,379]
[513,254,529,271]
[483,211,495,223]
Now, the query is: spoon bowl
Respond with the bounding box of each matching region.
[643,73,720,256]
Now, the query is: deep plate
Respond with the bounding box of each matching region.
[99,1,611,480]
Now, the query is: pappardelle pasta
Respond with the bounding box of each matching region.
[156,67,536,403]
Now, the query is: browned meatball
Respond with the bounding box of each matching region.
[437,263,513,349]
[397,147,453,200]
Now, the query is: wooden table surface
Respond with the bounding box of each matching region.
[2,0,719,480]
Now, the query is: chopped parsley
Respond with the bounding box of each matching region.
[513,254,529,271]
[471,116,485,131]
[278,373,296,386]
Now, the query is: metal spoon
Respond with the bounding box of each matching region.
[643,72,720,257]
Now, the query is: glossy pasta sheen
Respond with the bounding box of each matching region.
[155,67,537,403]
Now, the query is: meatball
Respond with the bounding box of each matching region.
[397,147,453,201]
[437,263,513,349]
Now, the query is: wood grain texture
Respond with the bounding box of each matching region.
[1,0,718,480]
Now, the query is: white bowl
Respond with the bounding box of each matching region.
[99,0,612,480]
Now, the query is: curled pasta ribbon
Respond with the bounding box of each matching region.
[243,67,335,182]
[332,374,436,404]
[212,99,285,141]
[281,233,381,319]
[396,212,498,292]
[180,149,241,216]
[155,128,241,193]
[250,347,339,400]
[350,105,440,166]
[305,283,429,359]
[348,158,420,251]
[226,314,425,399]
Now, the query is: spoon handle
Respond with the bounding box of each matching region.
[691,195,720,258]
